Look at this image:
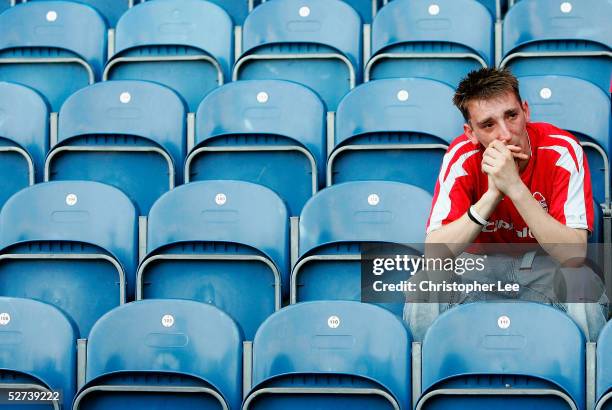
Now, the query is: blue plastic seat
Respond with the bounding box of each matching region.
[235,0,362,111]
[597,320,612,410]
[0,297,77,410]
[366,0,493,87]
[0,82,49,210]
[417,302,585,409]
[138,180,289,339]
[24,0,130,27]
[518,75,611,242]
[0,1,107,111]
[243,301,411,410]
[329,78,463,194]
[104,0,233,111]
[0,181,138,337]
[292,181,431,317]
[73,299,243,410]
[501,0,612,94]
[186,80,326,216]
[143,0,250,25]
[46,80,186,215]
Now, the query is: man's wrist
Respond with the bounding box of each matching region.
[505,181,529,202]
[482,189,503,205]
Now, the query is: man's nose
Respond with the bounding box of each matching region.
[496,123,512,143]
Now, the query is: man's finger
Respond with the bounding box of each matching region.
[488,140,509,151]
[512,152,529,160]
[484,147,503,160]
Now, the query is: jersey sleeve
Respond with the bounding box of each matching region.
[545,134,594,232]
[426,140,481,234]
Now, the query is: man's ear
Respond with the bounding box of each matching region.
[522,100,531,122]
[464,122,479,145]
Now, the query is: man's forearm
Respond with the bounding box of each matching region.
[426,190,502,255]
[507,183,587,262]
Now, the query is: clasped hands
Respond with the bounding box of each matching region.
[481,140,529,200]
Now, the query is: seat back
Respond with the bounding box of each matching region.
[190,80,326,216]
[76,299,243,410]
[25,0,130,27]
[519,75,611,208]
[502,0,612,93]
[419,302,585,409]
[246,301,411,410]
[52,80,186,214]
[0,297,77,410]
[299,181,431,256]
[0,181,138,335]
[331,78,463,192]
[597,321,612,410]
[0,82,48,208]
[0,1,107,110]
[107,0,233,111]
[294,181,431,315]
[141,180,289,339]
[368,0,493,86]
[238,0,362,110]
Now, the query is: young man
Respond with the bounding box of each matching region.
[404,68,607,341]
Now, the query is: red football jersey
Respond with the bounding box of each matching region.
[426,122,594,243]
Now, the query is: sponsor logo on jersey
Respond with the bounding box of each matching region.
[533,191,548,212]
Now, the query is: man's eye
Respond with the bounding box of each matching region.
[483,123,494,129]
[508,112,518,119]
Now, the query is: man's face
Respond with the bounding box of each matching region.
[464,91,531,157]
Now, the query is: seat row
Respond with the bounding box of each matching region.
[0,0,528,27]
[0,179,608,341]
[0,179,431,338]
[0,0,609,112]
[2,297,612,409]
[1,75,609,220]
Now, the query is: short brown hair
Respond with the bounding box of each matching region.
[453,67,522,122]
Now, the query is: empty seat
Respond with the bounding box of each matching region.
[501,0,612,94]
[73,299,243,410]
[417,302,585,409]
[518,75,611,242]
[235,0,362,111]
[143,0,249,25]
[597,320,612,410]
[187,80,326,216]
[0,181,138,336]
[0,297,77,410]
[244,301,411,410]
[0,82,48,209]
[0,1,107,111]
[24,0,130,27]
[292,181,431,317]
[367,0,493,87]
[104,0,233,111]
[46,80,186,215]
[329,78,463,193]
[138,180,289,339]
